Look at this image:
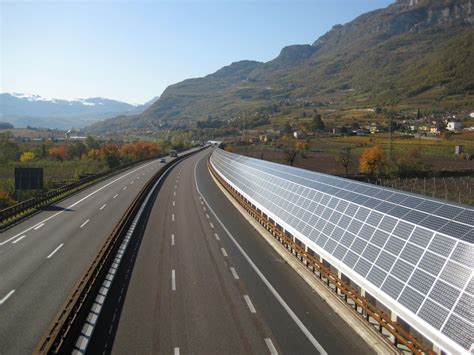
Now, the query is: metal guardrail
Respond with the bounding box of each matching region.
[34,148,203,354]
[208,158,434,355]
[0,156,162,229]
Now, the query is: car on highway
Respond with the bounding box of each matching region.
[160,158,166,163]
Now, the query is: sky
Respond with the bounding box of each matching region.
[1,0,393,104]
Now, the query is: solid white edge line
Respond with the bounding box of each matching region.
[172,269,176,291]
[12,235,27,244]
[265,338,278,355]
[47,243,64,259]
[100,204,107,210]
[194,156,328,355]
[0,290,15,305]
[0,159,158,246]
[244,295,257,313]
[80,219,90,228]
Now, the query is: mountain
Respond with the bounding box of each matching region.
[0,93,158,129]
[91,0,474,132]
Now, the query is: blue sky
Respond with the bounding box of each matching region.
[1,0,393,104]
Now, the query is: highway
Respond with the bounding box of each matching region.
[0,155,185,353]
[87,149,373,354]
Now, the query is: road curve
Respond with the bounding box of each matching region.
[87,149,374,354]
[0,155,185,353]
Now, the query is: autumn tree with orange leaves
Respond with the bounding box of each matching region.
[359,145,387,178]
[48,145,68,161]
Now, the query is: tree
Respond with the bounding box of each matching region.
[85,136,100,150]
[0,191,16,209]
[336,146,353,174]
[20,151,36,162]
[0,137,20,162]
[68,142,87,159]
[359,145,387,178]
[311,111,325,131]
[48,145,68,161]
[284,147,299,166]
[396,147,426,177]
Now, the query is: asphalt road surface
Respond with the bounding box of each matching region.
[0,153,189,354]
[88,149,374,355]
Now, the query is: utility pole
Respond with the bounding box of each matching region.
[389,105,394,164]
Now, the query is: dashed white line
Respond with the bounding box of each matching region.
[174,347,180,355]
[214,233,220,241]
[230,267,239,280]
[172,214,175,222]
[130,181,134,184]
[265,338,278,355]
[0,290,15,305]
[172,201,175,207]
[209,222,214,229]
[172,269,176,291]
[221,248,228,257]
[203,206,207,211]
[122,186,127,190]
[205,213,210,219]
[0,159,157,247]
[99,204,107,210]
[244,295,256,313]
[174,185,177,189]
[173,191,176,197]
[12,235,27,244]
[80,219,90,228]
[34,223,45,230]
[194,159,328,355]
[113,193,119,199]
[47,243,64,259]
[171,234,175,246]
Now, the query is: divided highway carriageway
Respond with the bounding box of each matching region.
[0,147,377,354]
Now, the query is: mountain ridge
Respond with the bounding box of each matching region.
[89,0,474,132]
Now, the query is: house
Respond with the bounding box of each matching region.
[447,121,463,132]
[293,131,305,139]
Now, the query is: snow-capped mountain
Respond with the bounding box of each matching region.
[0,93,158,129]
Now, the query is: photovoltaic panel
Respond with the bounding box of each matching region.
[211,149,474,352]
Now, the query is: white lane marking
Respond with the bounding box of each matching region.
[203,206,207,211]
[80,219,90,228]
[0,290,15,305]
[214,233,220,241]
[100,204,107,210]
[174,184,177,190]
[172,214,175,222]
[209,222,214,229]
[34,223,45,230]
[0,160,158,246]
[174,348,180,355]
[122,186,127,190]
[172,201,175,207]
[173,191,176,196]
[244,295,256,313]
[230,267,239,280]
[171,234,175,246]
[12,235,27,244]
[47,243,64,259]
[130,181,134,184]
[265,338,278,355]
[205,213,210,219]
[221,248,228,257]
[194,159,328,355]
[172,269,176,291]
[113,193,119,199]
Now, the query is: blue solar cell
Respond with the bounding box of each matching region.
[418,299,449,330]
[453,209,474,225]
[409,227,434,248]
[439,222,471,239]
[382,276,405,299]
[399,286,424,313]
[434,204,463,219]
[392,221,414,240]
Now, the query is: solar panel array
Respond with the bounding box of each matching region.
[211,149,473,351]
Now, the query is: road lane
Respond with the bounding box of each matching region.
[88,149,374,354]
[0,154,190,353]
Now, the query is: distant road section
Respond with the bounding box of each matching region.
[0,154,183,353]
[87,150,373,354]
